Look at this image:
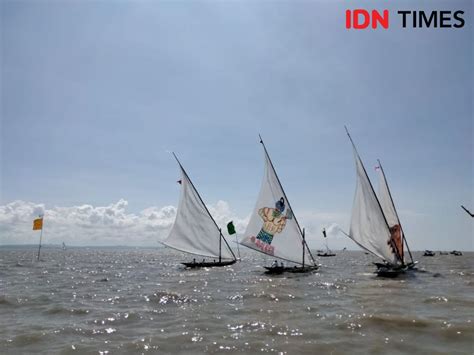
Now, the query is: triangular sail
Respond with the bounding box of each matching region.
[376,162,404,261]
[163,166,235,260]
[349,144,401,265]
[240,150,313,265]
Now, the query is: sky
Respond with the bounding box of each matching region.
[1,0,472,251]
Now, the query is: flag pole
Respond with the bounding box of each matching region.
[37,223,43,261]
[235,234,241,260]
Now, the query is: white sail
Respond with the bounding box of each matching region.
[163,168,234,260]
[240,152,312,265]
[377,163,404,261]
[349,149,400,265]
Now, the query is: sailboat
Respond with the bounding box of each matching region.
[162,153,237,268]
[240,136,318,274]
[317,228,336,257]
[62,242,67,250]
[345,127,416,277]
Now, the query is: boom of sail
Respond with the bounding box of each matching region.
[240,140,315,266]
[163,158,235,261]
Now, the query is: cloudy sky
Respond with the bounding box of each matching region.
[1,0,472,250]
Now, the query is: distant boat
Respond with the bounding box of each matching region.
[62,242,67,251]
[317,228,336,257]
[240,136,318,275]
[423,250,435,256]
[344,127,417,277]
[162,153,237,268]
[439,251,449,255]
[450,250,463,256]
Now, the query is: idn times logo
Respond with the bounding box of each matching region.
[345,9,465,29]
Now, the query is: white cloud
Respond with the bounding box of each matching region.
[0,199,176,246]
[296,210,351,249]
[0,199,355,250]
[0,199,249,247]
[207,200,249,235]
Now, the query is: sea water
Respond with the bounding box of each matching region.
[0,247,472,354]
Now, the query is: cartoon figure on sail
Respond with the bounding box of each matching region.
[251,197,293,255]
[241,135,318,274]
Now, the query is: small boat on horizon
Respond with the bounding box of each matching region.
[162,153,237,268]
[450,250,463,256]
[423,250,435,256]
[317,228,336,257]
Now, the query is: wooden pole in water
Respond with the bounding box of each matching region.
[37,223,43,261]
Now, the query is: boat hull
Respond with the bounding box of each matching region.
[317,253,336,257]
[264,265,319,275]
[182,260,236,268]
[374,262,416,278]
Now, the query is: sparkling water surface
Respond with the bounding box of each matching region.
[1,247,472,354]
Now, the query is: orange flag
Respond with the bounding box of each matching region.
[33,218,43,231]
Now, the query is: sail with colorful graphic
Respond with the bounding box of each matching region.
[240,137,316,270]
[376,159,414,264]
[345,127,416,275]
[162,153,236,267]
[348,139,400,264]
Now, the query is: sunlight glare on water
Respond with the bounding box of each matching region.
[0,247,473,354]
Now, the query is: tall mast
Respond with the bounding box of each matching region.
[172,152,237,261]
[377,159,414,264]
[302,228,305,268]
[219,228,222,263]
[344,127,404,264]
[258,135,316,265]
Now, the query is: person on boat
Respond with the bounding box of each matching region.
[271,260,278,268]
[280,261,284,268]
[192,258,196,264]
[388,224,403,259]
[256,197,292,245]
[322,228,327,238]
[202,259,205,263]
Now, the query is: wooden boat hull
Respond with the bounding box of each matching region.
[317,253,336,257]
[374,262,416,278]
[264,265,319,275]
[182,260,236,268]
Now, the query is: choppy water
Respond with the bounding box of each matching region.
[0,247,473,354]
